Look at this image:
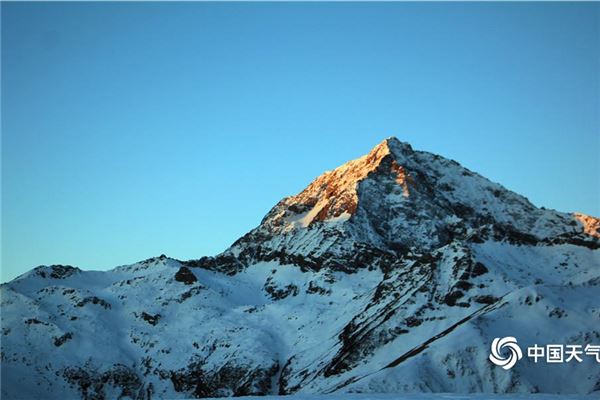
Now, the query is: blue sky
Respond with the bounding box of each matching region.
[2,2,599,282]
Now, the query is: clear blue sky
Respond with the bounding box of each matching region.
[2,2,599,282]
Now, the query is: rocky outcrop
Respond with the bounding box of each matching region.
[174,266,198,284]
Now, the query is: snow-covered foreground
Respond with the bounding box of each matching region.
[204,395,597,400]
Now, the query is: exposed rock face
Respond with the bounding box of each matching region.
[574,212,600,238]
[281,139,404,225]
[220,138,591,275]
[174,266,198,284]
[1,137,599,399]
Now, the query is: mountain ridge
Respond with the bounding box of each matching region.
[1,138,599,399]
[198,136,596,277]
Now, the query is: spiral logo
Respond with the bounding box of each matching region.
[489,336,523,370]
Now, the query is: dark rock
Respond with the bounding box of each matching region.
[24,318,47,325]
[443,290,464,306]
[264,278,299,300]
[472,295,499,305]
[169,359,278,398]
[76,296,111,310]
[140,312,160,326]
[454,280,473,290]
[54,332,73,347]
[34,265,80,279]
[493,225,539,246]
[174,267,197,285]
[549,307,567,318]
[177,286,203,303]
[405,316,422,327]
[182,253,243,276]
[471,262,489,277]
[63,364,144,400]
[306,281,331,295]
[49,265,79,279]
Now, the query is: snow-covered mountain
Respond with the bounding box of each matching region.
[2,138,599,399]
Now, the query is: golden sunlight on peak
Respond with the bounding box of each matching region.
[573,212,600,238]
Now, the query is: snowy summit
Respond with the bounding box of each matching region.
[1,138,599,399]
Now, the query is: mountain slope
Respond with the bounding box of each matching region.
[2,138,599,399]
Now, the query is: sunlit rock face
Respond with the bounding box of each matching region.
[573,212,600,238]
[2,138,599,399]
[220,137,592,274]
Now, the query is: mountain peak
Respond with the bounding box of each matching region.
[277,138,416,228]
[368,136,414,163]
[4,135,600,400]
[381,135,413,151]
[248,136,598,263]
